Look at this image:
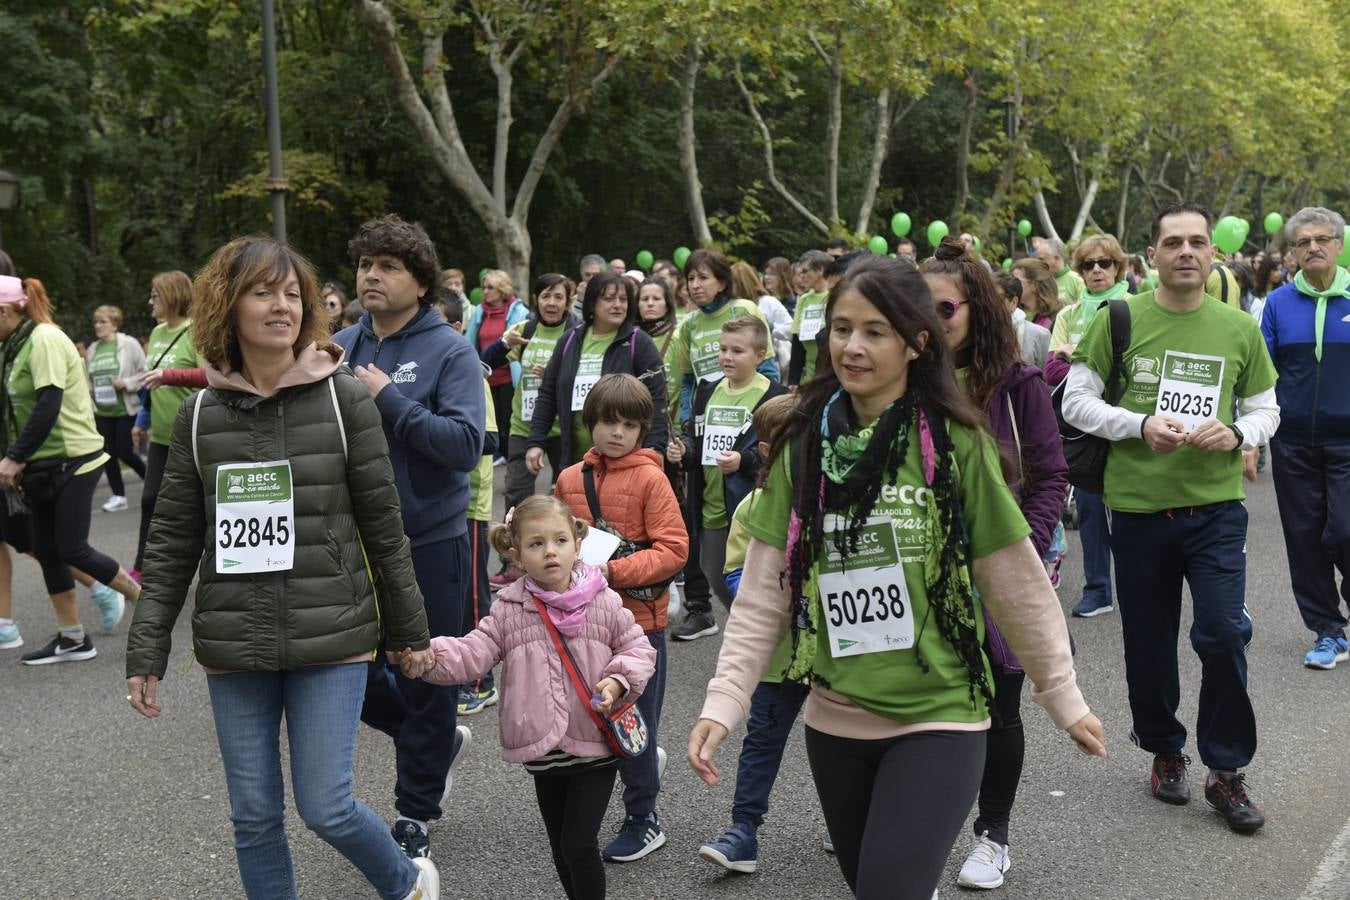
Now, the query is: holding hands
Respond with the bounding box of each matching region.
[391,646,437,679]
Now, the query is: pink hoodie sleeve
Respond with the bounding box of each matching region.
[599,589,657,699]
[423,615,505,686]
[699,539,793,731]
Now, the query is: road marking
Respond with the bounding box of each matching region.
[1302,814,1350,899]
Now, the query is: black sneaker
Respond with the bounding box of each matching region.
[392,819,430,859]
[20,633,97,666]
[671,612,719,642]
[1150,752,1191,805]
[1205,771,1265,833]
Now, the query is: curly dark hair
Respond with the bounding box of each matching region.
[921,237,1019,412]
[347,215,441,302]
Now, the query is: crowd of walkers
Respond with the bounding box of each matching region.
[5,197,1348,899]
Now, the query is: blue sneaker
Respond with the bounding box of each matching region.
[1071,594,1113,618]
[457,686,498,716]
[699,822,758,873]
[90,583,126,631]
[1304,635,1350,670]
[0,621,21,649]
[603,813,666,862]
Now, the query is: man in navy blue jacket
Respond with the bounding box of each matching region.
[335,215,485,860]
[1261,206,1350,670]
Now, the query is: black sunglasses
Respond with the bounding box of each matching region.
[1078,257,1115,272]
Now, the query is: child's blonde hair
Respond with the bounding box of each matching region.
[488,495,589,558]
[721,315,769,355]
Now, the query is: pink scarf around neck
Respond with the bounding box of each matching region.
[526,562,606,638]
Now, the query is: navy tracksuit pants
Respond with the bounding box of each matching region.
[1110,500,1256,771]
[1271,439,1350,639]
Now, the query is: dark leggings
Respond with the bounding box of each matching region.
[95,414,145,496]
[806,727,985,900]
[489,382,513,461]
[133,442,170,571]
[31,466,121,594]
[973,669,1026,845]
[531,764,617,900]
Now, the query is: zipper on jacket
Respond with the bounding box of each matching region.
[1311,355,1322,446]
[275,400,288,668]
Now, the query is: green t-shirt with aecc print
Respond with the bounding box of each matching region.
[145,320,200,447]
[744,416,1030,725]
[791,289,830,382]
[673,298,766,386]
[509,319,568,439]
[468,379,498,522]
[89,338,126,417]
[701,373,769,530]
[1072,290,1278,514]
[569,330,617,457]
[6,324,109,472]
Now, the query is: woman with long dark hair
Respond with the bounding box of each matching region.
[921,238,1069,890]
[687,255,1103,900]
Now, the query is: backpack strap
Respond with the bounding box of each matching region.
[328,376,348,463]
[1104,299,1131,405]
[581,462,605,526]
[190,389,207,479]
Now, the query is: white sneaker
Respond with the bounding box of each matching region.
[408,857,439,899]
[957,831,1010,889]
[667,582,683,620]
[656,746,667,780]
[102,495,128,512]
[440,725,471,806]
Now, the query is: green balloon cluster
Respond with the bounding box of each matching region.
[1264,212,1284,235]
[1017,219,1032,237]
[635,250,654,270]
[1213,216,1248,254]
[673,246,692,270]
[891,212,912,238]
[927,220,949,246]
[867,235,889,255]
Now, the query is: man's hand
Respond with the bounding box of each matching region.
[526,446,545,475]
[1242,447,1260,482]
[715,450,741,474]
[1186,419,1241,453]
[353,364,391,398]
[0,457,25,490]
[503,330,529,349]
[666,440,685,464]
[1142,416,1187,454]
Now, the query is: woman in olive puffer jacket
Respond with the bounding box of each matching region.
[125,237,440,900]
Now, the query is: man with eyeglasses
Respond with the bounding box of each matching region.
[1260,207,1350,671]
[1063,201,1280,834]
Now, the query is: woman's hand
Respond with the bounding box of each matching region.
[503,329,529,349]
[526,446,545,475]
[391,647,436,679]
[666,440,684,464]
[715,450,741,474]
[687,718,729,786]
[141,369,165,390]
[531,364,546,378]
[593,677,623,713]
[127,675,162,718]
[0,457,25,490]
[1067,712,1107,757]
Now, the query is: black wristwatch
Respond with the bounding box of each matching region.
[1228,424,1245,449]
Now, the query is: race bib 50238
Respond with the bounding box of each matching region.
[817,515,914,658]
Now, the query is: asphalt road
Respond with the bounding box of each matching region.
[3,464,1349,900]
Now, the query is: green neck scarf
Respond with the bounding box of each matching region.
[1294,268,1350,363]
[1076,281,1129,335]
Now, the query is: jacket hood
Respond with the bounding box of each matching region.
[205,341,344,396]
[997,360,1044,393]
[355,303,447,342]
[581,446,664,474]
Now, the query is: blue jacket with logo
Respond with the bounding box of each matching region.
[1261,282,1350,445]
[334,304,486,545]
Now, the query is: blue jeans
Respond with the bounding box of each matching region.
[1076,489,1113,603]
[731,679,811,829]
[207,663,418,900]
[617,630,667,818]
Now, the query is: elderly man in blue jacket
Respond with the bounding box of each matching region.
[1261,206,1350,670]
[335,214,485,860]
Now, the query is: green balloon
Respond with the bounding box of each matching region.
[635,250,654,270]
[1234,217,1251,239]
[867,235,889,255]
[1338,241,1350,267]
[1002,258,1012,271]
[1264,212,1284,235]
[478,268,489,284]
[1213,217,1242,254]
[469,286,484,304]
[927,220,949,246]
[1017,218,1032,237]
[673,246,692,270]
[890,212,912,238]
[972,236,982,254]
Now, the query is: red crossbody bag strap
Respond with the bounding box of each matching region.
[532,596,612,737]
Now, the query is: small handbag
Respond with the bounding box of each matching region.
[581,463,672,602]
[532,596,649,759]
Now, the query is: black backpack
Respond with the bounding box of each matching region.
[1051,299,1131,493]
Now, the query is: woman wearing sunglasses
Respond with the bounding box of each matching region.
[1045,234,1130,621]
[919,238,1070,891]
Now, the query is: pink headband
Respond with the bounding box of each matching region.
[0,276,25,308]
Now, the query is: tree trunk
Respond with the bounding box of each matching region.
[1068,173,1100,241]
[1031,189,1062,244]
[1115,162,1130,240]
[853,89,891,236]
[677,42,712,246]
[492,219,532,297]
[824,29,842,229]
[490,55,513,208]
[80,176,98,253]
[734,65,830,236]
[951,72,978,221]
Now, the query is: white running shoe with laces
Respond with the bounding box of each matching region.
[957,831,1010,889]
[102,495,128,512]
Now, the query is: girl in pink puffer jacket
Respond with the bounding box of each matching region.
[401,495,655,900]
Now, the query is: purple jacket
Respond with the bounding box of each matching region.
[983,362,1069,673]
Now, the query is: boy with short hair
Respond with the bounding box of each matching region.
[553,373,689,864]
[668,317,788,619]
[789,250,832,386]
